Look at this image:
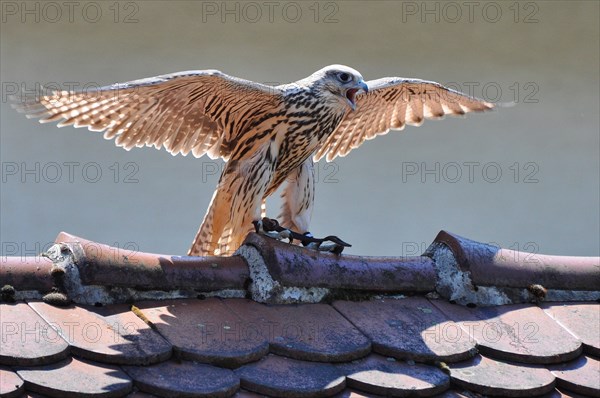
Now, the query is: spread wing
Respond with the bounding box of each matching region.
[314,78,493,162]
[14,70,282,160]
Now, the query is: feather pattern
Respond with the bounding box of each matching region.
[314,78,493,162]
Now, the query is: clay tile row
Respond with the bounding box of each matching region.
[431,300,583,364]
[133,298,371,367]
[433,230,600,291]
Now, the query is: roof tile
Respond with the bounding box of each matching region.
[16,357,132,398]
[542,302,600,356]
[134,298,268,367]
[124,360,239,398]
[433,231,600,291]
[335,354,450,397]
[223,299,371,362]
[243,233,436,292]
[0,302,69,366]
[235,354,346,398]
[55,232,249,291]
[549,355,600,396]
[0,366,24,398]
[333,298,476,363]
[0,256,54,293]
[432,301,582,364]
[449,355,555,397]
[27,301,171,365]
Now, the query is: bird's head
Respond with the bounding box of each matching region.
[308,65,369,111]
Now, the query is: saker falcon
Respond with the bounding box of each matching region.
[16,65,493,256]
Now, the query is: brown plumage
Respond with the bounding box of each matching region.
[14,65,493,256]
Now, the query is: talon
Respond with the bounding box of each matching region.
[322,235,352,247]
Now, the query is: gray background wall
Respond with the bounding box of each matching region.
[1,1,598,257]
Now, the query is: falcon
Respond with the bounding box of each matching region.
[15,65,493,256]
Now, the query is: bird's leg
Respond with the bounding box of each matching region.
[300,232,351,254]
[252,218,351,254]
[253,217,294,242]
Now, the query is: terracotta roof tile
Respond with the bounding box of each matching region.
[2,230,599,397]
[448,355,555,397]
[432,301,582,364]
[243,233,436,292]
[0,256,54,293]
[27,301,172,365]
[0,302,69,366]
[235,354,346,397]
[16,357,132,398]
[55,232,249,291]
[223,299,371,362]
[134,298,268,367]
[542,302,600,356]
[123,360,239,397]
[433,231,600,291]
[333,298,476,363]
[549,355,600,396]
[335,354,450,396]
[0,366,24,398]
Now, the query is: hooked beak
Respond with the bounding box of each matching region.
[345,81,368,111]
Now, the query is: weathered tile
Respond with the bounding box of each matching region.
[0,366,24,398]
[124,360,239,397]
[243,233,436,292]
[224,299,371,362]
[135,298,268,367]
[236,354,345,397]
[1,256,54,293]
[0,303,69,366]
[28,302,171,365]
[336,354,450,397]
[542,302,600,356]
[432,301,582,364]
[433,231,600,291]
[17,357,132,398]
[333,298,476,362]
[549,355,600,396]
[449,355,555,397]
[56,232,249,290]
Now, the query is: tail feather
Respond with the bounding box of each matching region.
[188,189,231,256]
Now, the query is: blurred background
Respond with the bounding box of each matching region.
[1,1,598,257]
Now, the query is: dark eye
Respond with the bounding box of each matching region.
[338,72,351,83]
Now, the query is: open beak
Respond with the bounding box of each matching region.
[345,81,369,111]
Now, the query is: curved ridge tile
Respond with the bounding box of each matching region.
[0,366,24,398]
[16,357,132,398]
[432,301,582,364]
[542,302,600,356]
[433,231,600,290]
[134,299,268,367]
[55,232,249,290]
[223,299,371,362]
[549,355,600,397]
[28,302,172,365]
[124,360,239,398]
[236,354,345,398]
[0,303,69,366]
[243,233,436,291]
[333,298,476,363]
[336,354,450,397]
[0,256,54,292]
[449,355,555,397]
